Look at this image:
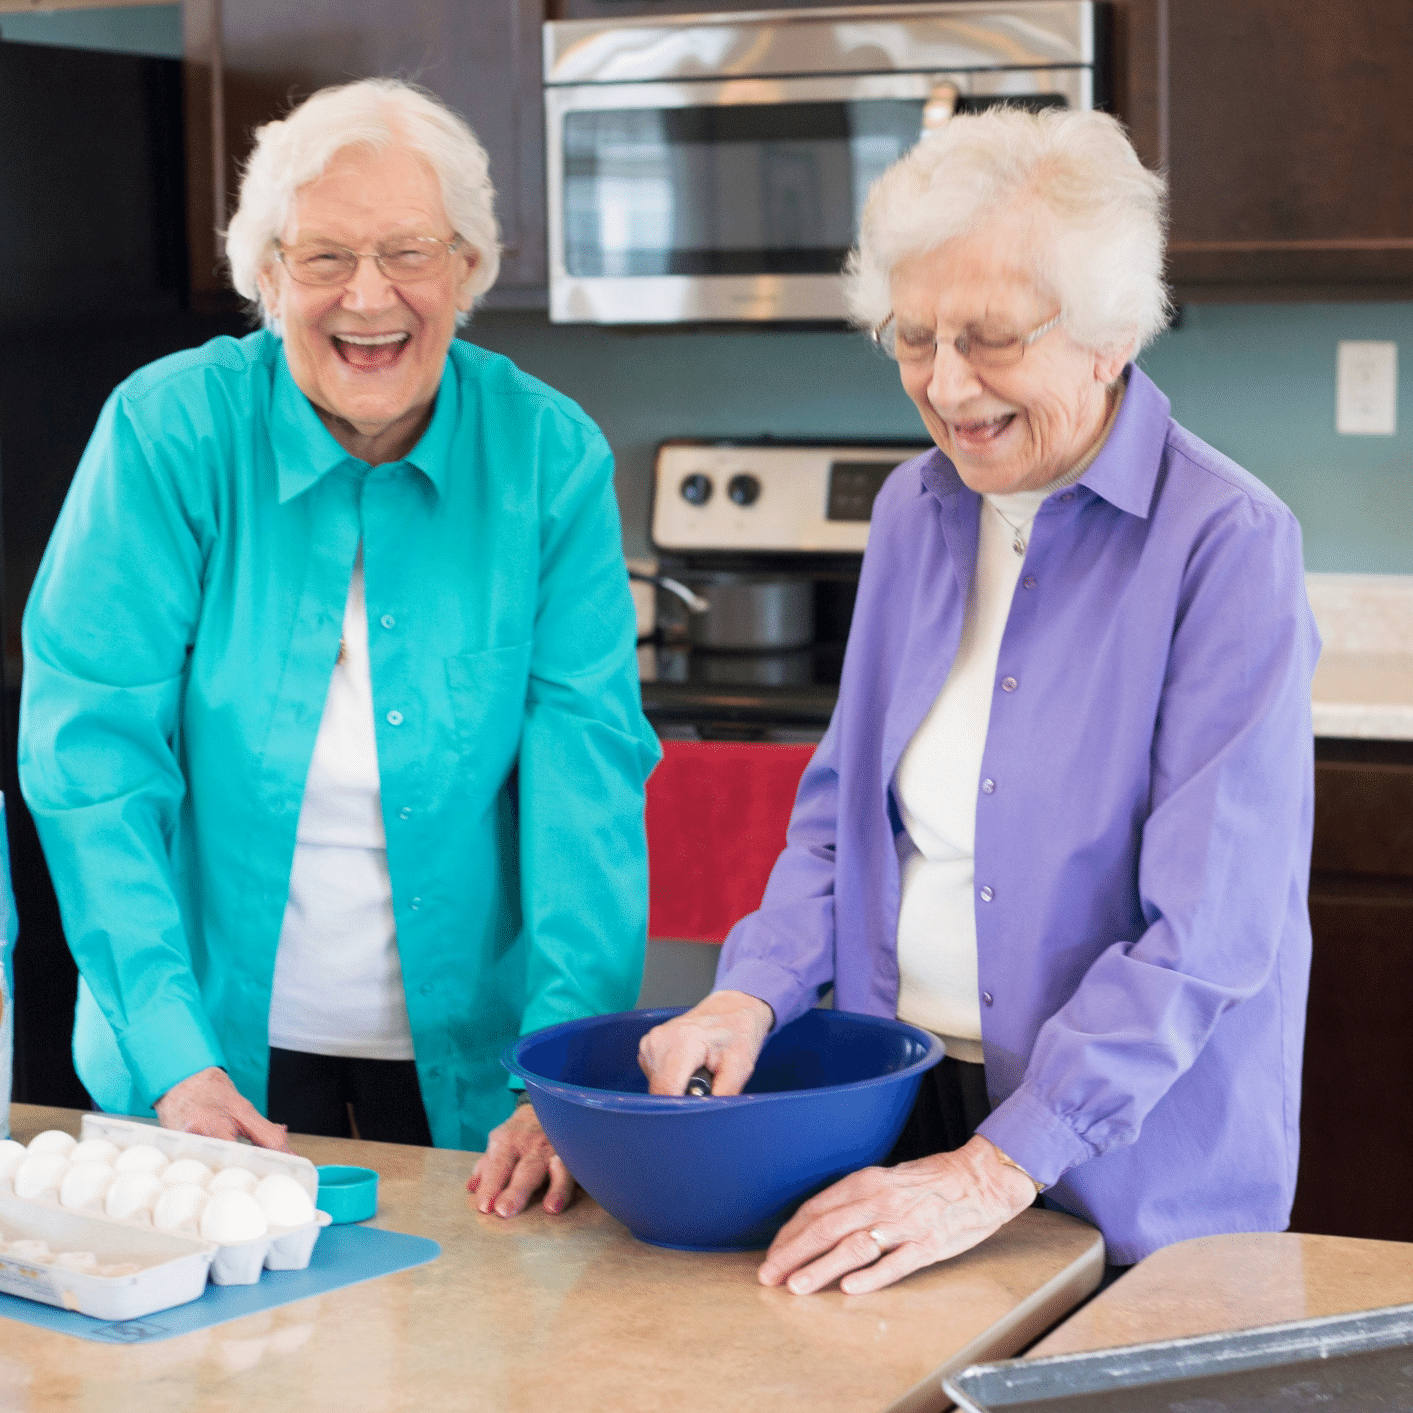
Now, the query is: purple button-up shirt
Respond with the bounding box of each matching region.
[716,366,1319,1264]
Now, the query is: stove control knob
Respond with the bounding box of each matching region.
[680,473,712,506]
[727,473,761,507]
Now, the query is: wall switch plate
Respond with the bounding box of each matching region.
[1336,341,1398,435]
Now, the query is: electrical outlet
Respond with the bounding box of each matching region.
[1336,341,1397,435]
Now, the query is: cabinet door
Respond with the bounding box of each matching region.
[211,0,546,302]
[1167,0,1413,298]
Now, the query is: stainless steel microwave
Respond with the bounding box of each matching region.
[543,2,1107,325]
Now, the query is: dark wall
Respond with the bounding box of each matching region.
[1,309,246,1107]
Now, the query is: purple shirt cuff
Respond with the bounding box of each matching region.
[712,957,814,1033]
[977,1085,1095,1190]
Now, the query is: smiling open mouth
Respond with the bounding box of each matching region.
[332,332,410,371]
[950,413,1016,446]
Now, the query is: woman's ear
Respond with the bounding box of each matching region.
[256,263,281,322]
[455,249,480,315]
[1094,338,1135,386]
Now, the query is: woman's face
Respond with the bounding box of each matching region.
[890,222,1128,494]
[257,143,478,462]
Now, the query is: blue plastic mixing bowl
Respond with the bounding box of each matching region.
[503,1008,944,1251]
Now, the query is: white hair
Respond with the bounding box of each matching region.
[225,78,501,328]
[844,107,1169,355]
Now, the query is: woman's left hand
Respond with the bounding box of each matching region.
[758,1136,1038,1295]
[466,1103,576,1217]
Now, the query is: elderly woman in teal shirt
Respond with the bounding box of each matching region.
[18,79,658,1217]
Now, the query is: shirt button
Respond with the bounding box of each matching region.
[380,614,396,630]
[386,709,404,726]
[420,982,434,996]
[410,897,421,911]
[1023,575,1037,590]
[981,778,995,794]
[398,806,412,820]
[982,991,994,1006]
[980,886,994,902]
[1000,677,1018,693]
[1060,491,1075,502]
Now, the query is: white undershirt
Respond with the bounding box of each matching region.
[894,382,1125,1065]
[267,549,416,1060]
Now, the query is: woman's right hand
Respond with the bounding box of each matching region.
[154,1066,293,1151]
[638,991,774,1096]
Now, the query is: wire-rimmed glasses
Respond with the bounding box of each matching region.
[870,310,1063,369]
[274,235,464,287]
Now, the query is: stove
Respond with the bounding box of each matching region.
[637,439,929,740]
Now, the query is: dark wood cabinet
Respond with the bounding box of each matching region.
[184,0,547,310]
[1165,0,1413,300]
[1290,740,1413,1244]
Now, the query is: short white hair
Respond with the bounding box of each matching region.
[844,107,1169,355]
[225,78,500,327]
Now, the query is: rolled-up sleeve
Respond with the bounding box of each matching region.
[19,393,223,1105]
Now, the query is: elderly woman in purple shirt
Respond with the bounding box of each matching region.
[639,108,1319,1293]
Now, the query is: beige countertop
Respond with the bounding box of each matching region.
[1307,573,1413,740]
[1033,1230,1413,1359]
[0,1105,1103,1413]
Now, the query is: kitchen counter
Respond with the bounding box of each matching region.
[0,1104,1103,1413]
[1031,1230,1413,1357]
[1308,573,1413,740]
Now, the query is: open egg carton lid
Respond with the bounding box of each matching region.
[0,1186,215,1321]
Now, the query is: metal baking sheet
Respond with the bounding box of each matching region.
[944,1301,1413,1411]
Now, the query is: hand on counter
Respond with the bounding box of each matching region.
[468,1103,575,1217]
[637,990,775,1096]
[154,1066,293,1150]
[758,1136,1037,1295]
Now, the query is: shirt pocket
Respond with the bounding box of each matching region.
[444,643,533,785]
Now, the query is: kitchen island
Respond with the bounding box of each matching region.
[0,1104,1102,1413]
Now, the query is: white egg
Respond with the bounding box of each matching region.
[68,1138,120,1166]
[162,1158,213,1188]
[8,1239,52,1263]
[14,1153,71,1200]
[152,1183,210,1233]
[26,1130,77,1158]
[53,1251,98,1273]
[200,1189,269,1244]
[113,1144,168,1177]
[0,1139,28,1181]
[253,1173,316,1228]
[209,1167,259,1195]
[59,1161,116,1211]
[105,1171,165,1222]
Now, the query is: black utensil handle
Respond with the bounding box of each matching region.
[686,1066,714,1097]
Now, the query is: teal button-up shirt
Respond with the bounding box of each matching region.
[19,330,659,1149]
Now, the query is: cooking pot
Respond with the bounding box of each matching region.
[680,574,815,652]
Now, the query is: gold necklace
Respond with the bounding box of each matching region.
[987,500,1033,557]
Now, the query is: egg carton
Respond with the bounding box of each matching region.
[1,1117,331,1293]
[0,1186,215,1321]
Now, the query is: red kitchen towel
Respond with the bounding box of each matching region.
[646,740,816,943]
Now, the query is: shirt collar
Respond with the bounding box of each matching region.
[272,343,459,504]
[915,362,1172,520]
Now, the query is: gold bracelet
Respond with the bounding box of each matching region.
[992,1145,1045,1193]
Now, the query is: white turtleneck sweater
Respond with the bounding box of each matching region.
[893,380,1126,1064]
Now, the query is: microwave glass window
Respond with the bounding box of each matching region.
[562,101,924,278]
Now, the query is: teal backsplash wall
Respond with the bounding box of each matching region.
[469,302,1413,573]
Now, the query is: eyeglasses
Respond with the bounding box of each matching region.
[274,235,464,287]
[870,310,1063,369]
